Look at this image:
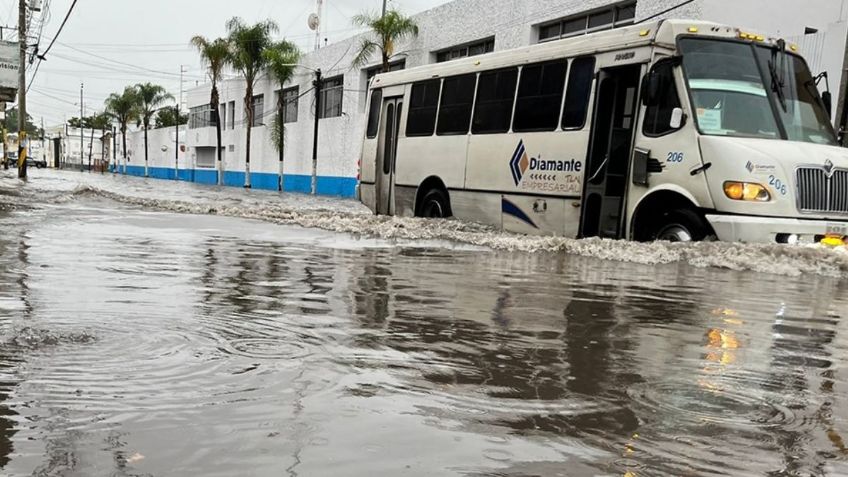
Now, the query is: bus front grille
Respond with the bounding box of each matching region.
[796,167,848,214]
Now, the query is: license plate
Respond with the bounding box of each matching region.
[826,223,848,237]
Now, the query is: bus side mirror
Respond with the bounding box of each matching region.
[822,91,833,116]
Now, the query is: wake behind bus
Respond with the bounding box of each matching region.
[358,19,848,245]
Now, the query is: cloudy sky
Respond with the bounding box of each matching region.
[15,0,448,127]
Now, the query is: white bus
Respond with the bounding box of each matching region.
[359,20,847,244]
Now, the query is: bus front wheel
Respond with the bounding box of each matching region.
[651,208,711,242]
[417,188,451,218]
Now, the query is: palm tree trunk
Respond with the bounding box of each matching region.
[143,120,149,177]
[212,84,223,186]
[122,124,127,175]
[244,90,252,189]
[278,89,285,192]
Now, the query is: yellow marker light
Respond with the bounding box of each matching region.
[821,235,846,247]
[639,29,650,37]
[738,32,750,39]
[723,181,771,201]
[790,44,798,52]
[688,26,699,33]
[755,35,765,41]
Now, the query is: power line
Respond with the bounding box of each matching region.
[636,0,699,24]
[38,0,77,60]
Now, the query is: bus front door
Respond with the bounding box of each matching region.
[376,97,403,215]
[580,64,641,239]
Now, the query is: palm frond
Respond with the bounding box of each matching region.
[352,39,381,69]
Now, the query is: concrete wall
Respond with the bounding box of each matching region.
[176,0,848,198]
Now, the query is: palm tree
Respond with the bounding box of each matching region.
[134,82,174,177]
[352,9,419,73]
[263,40,301,192]
[104,87,138,174]
[191,35,230,186]
[88,112,112,172]
[226,17,278,188]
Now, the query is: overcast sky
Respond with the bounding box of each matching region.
[14,0,448,127]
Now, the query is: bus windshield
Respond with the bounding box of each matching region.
[679,38,837,145]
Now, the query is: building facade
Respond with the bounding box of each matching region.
[162,0,848,197]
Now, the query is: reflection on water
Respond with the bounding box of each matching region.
[0,170,846,476]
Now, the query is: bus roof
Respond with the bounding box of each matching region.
[370,19,790,89]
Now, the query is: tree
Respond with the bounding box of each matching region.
[5,108,41,136]
[226,17,278,188]
[105,86,139,174]
[88,112,112,172]
[134,82,174,177]
[155,108,188,129]
[352,10,419,73]
[191,35,230,186]
[263,40,301,192]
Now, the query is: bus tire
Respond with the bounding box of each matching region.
[651,208,711,242]
[417,188,451,218]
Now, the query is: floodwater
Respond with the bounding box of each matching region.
[0,169,847,477]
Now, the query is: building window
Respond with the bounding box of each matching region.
[228,101,235,129]
[219,103,226,130]
[189,104,215,129]
[435,37,494,63]
[538,2,636,42]
[319,76,344,119]
[195,146,216,168]
[278,87,299,123]
[251,94,265,127]
[365,60,406,81]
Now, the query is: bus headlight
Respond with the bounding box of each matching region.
[723,181,772,202]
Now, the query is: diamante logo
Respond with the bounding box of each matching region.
[510,140,530,186]
[745,161,754,173]
[824,159,835,176]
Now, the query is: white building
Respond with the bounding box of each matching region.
[164,0,848,197]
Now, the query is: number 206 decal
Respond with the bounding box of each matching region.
[768,175,788,196]
[666,152,684,163]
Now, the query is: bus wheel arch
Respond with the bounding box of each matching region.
[415,176,452,218]
[631,190,715,242]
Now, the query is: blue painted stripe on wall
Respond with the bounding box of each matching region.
[114,166,357,198]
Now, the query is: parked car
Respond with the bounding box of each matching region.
[4,156,47,168]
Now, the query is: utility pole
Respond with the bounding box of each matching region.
[382,0,387,17]
[79,82,84,172]
[176,65,186,180]
[311,68,322,195]
[17,0,27,179]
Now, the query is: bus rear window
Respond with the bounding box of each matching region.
[472,68,518,134]
[366,89,382,139]
[437,74,477,135]
[513,61,567,132]
[406,80,441,136]
[562,57,595,129]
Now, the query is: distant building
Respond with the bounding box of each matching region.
[168,0,848,197]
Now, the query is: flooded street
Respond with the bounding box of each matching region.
[1,169,847,476]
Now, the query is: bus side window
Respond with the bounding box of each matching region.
[642,61,682,136]
[366,89,383,139]
[406,79,441,136]
[472,68,518,134]
[562,57,596,129]
[437,74,477,135]
[513,60,568,132]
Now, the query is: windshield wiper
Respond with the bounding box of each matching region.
[768,40,788,112]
